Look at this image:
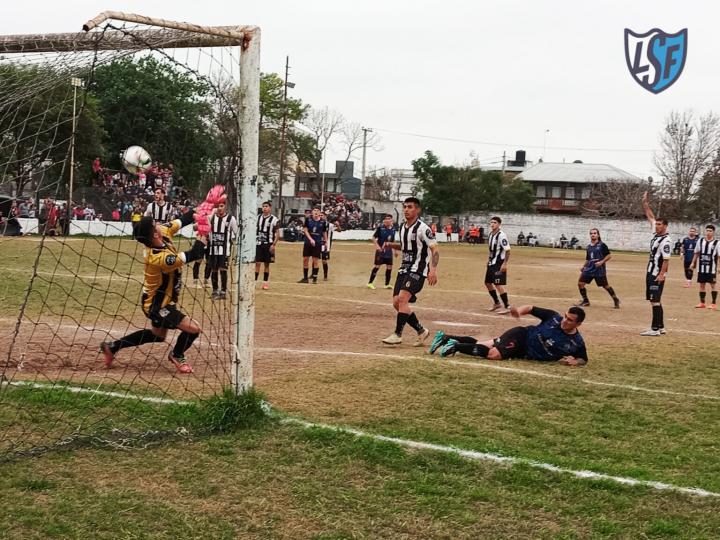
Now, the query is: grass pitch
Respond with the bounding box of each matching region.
[1,235,719,538]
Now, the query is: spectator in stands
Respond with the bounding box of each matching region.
[517,231,526,246]
[444,222,453,242]
[111,208,120,221]
[92,157,103,184]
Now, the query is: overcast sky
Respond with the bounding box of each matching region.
[2,1,718,179]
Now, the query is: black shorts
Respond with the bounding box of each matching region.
[393,272,425,299]
[484,263,507,285]
[256,244,275,264]
[208,254,228,270]
[493,326,529,359]
[303,242,322,259]
[374,250,393,266]
[683,260,694,280]
[645,274,665,302]
[146,304,186,330]
[579,273,609,287]
[321,250,330,261]
[698,272,716,284]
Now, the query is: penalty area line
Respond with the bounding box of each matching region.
[282,417,720,498]
[257,347,720,402]
[4,380,191,405]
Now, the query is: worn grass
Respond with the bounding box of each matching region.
[1,236,720,537]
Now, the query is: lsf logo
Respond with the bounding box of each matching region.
[624,28,687,94]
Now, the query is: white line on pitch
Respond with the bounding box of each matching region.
[281,417,720,498]
[432,320,485,328]
[257,347,720,401]
[7,378,717,497]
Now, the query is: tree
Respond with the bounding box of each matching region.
[691,149,720,220]
[0,63,105,198]
[90,57,219,193]
[653,110,720,218]
[364,169,396,201]
[585,180,652,218]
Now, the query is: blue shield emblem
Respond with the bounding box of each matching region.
[624,28,687,94]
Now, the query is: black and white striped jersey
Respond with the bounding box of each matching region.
[487,230,510,266]
[256,213,279,245]
[325,222,335,252]
[398,219,437,277]
[647,233,672,277]
[209,214,238,256]
[144,201,170,222]
[694,237,720,275]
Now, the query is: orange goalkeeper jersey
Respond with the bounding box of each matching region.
[141,220,185,314]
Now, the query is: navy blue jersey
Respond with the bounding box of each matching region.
[373,226,396,255]
[525,308,588,362]
[682,236,698,263]
[304,217,327,246]
[582,241,611,277]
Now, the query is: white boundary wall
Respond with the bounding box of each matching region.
[10,214,702,252]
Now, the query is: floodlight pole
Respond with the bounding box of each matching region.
[234,27,261,394]
[67,77,82,235]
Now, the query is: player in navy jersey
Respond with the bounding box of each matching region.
[368,214,397,289]
[681,227,698,287]
[429,305,587,366]
[641,191,671,336]
[299,206,328,284]
[576,228,620,308]
[690,224,720,309]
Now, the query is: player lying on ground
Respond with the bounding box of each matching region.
[428,304,588,366]
[100,210,208,374]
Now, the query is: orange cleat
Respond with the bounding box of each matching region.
[695,303,706,309]
[100,342,115,369]
[168,353,193,374]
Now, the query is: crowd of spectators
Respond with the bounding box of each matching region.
[316,194,364,230]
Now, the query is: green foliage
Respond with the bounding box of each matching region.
[194,387,270,434]
[90,56,219,193]
[411,150,534,215]
[0,63,105,197]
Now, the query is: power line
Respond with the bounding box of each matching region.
[373,127,657,153]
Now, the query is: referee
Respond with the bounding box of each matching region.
[641,191,671,336]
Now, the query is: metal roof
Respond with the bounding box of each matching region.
[516,162,641,184]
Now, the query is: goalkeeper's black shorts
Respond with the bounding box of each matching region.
[146,304,186,329]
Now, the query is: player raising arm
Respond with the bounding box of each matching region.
[640,191,671,336]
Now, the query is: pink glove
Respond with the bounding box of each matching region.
[195,185,226,236]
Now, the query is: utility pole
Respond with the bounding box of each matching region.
[277,56,293,223]
[502,150,506,174]
[360,126,372,200]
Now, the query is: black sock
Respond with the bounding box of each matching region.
[489,290,499,304]
[445,335,478,344]
[255,272,259,281]
[111,329,163,353]
[303,267,309,279]
[455,343,489,357]
[395,312,410,335]
[605,286,617,299]
[263,272,269,282]
[220,271,228,291]
[193,262,200,280]
[713,291,718,303]
[369,267,379,283]
[407,312,424,333]
[579,286,589,302]
[700,291,707,303]
[172,331,199,357]
[322,262,328,279]
[500,292,509,308]
[651,305,663,330]
[211,272,219,291]
[312,267,319,278]
[385,268,392,285]
[204,264,211,280]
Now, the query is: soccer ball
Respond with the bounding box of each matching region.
[121,145,152,175]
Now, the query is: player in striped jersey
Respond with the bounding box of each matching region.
[144,188,171,222]
[208,201,238,300]
[320,211,335,280]
[255,201,279,290]
[381,197,439,346]
[485,216,511,314]
[690,224,720,309]
[640,191,671,336]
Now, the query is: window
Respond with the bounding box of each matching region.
[298,179,307,192]
[536,185,546,198]
[551,186,562,198]
[581,187,591,199]
[565,187,575,199]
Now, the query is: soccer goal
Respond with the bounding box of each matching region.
[0,11,260,458]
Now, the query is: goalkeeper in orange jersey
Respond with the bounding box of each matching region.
[100,209,207,374]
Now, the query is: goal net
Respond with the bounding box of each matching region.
[0,13,259,459]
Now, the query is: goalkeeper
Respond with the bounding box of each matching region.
[101,209,207,374]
